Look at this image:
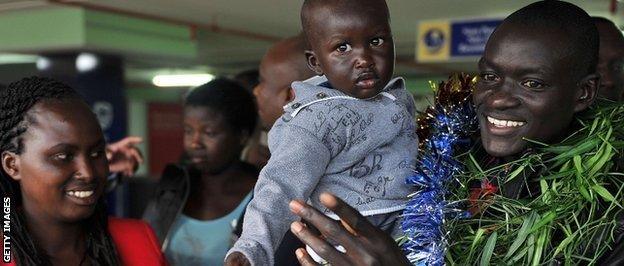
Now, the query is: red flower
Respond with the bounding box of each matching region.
[469,179,498,215]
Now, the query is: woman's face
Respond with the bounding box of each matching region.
[3,99,108,223]
[183,106,246,174]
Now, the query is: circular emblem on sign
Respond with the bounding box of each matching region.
[93,101,114,130]
[423,28,445,53]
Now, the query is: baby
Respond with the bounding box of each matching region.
[226,0,418,265]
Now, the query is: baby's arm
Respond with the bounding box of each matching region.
[226,123,331,266]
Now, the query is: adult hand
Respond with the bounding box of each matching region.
[106,136,144,177]
[224,252,251,266]
[289,193,410,266]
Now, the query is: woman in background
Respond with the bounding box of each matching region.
[143,78,258,265]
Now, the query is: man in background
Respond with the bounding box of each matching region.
[593,17,624,101]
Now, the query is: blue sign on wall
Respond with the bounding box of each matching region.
[451,19,501,57]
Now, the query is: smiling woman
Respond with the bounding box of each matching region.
[0,77,166,265]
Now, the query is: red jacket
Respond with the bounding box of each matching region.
[109,217,168,265]
[2,217,167,265]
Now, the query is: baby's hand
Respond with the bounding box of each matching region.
[224,252,251,266]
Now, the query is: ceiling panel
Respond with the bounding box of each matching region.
[0,0,621,81]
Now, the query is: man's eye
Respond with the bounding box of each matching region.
[521,79,544,89]
[54,153,71,161]
[371,37,384,46]
[337,43,352,52]
[90,150,103,158]
[480,73,499,82]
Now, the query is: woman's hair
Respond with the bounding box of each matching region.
[233,69,260,93]
[0,76,119,265]
[185,78,257,136]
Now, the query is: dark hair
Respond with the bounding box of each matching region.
[592,16,624,41]
[592,16,616,25]
[301,0,390,48]
[233,69,260,93]
[0,76,119,265]
[497,0,599,76]
[185,78,257,135]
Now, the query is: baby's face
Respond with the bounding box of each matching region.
[308,9,394,99]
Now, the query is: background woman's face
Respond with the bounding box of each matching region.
[13,99,108,223]
[183,106,245,174]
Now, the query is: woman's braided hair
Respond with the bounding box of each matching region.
[0,77,119,265]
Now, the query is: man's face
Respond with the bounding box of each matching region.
[474,26,591,158]
[253,53,298,130]
[596,22,624,101]
[307,7,394,99]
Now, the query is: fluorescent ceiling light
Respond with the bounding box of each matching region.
[0,53,38,65]
[152,73,215,87]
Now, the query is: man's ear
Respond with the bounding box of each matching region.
[305,50,323,75]
[286,87,295,102]
[276,87,296,107]
[239,130,251,146]
[1,151,20,181]
[574,73,599,112]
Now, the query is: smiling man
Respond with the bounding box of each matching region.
[474,3,598,160]
[286,1,623,265]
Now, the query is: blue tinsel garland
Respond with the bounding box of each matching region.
[401,74,478,265]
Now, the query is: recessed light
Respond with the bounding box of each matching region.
[76,53,99,72]
[152,73,215,87]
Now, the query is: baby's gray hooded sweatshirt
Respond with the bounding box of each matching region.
[227,76,418,265]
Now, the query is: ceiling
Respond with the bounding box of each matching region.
[0,0,622,84]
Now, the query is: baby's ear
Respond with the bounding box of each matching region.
[574,73,599,113]
[1,151,21,181]
[305,50,323,76]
